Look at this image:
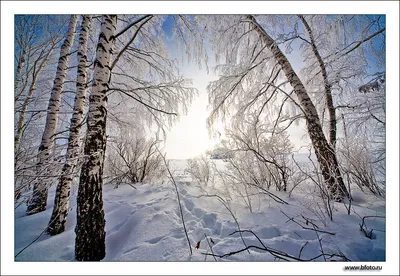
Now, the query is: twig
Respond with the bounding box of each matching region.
[205,228,349,261]
[298,241,308,259]
[301,214,319,229]
[158,149,192,256]
[126,183,137,190]
[204,234,217,262]
[230,230,267,248]
[114,15,153,39]
[15,225,49,258]
[192,194,250,254]
[280,210,336,235]
[203,244,343,262]
[229,230,292,261]
[245,181,289,205]
[313,224,326,261]
[359,215,385,239]
[340,27,385,57]
[293,231,302,238]
[15,203,65,258]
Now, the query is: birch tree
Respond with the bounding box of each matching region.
[14,41,59,153]
[14,16,30,101]
[47,15,92,235]
[27,15,78,215]
[74,15,117,261]
[295,15,385,150]
[293,15,386,195]
[15,16,70,202]
[244,15,350,200]
[108,15,198,135]
[297,15,337,148]
[74,14,200,260]
[14,15,66,153]
[200,15,350,200]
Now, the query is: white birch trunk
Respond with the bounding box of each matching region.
[247,15,349,200]
[298,15,337,148]
[14,46,56,153]
[27,15,78,215]
[47,15,92,235]
[15,48,26,98]
[75,15,117,261]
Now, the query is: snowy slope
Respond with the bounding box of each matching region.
[15,160,385,262]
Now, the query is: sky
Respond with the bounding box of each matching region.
[163,65,219,159]
[161,16,221,159]
[162,16,310,159]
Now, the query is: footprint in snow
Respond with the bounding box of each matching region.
[170,229,185,239]
[182,198,194,211]
[192,207,205,219]
[146,235,165,244]
[256,226,281,239]
[178,188,188,195]
[122,245,140,254]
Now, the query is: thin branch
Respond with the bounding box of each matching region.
[340,27,385,57]
[111,15,153,70]
[313,224,326,261]
[298,241,308,259]
[280,210,336,235]
[202,241,345,261]
[158,149,192,256]
[192,194,250,254]
[114,15,153,39]
[204,234,217,262]
[111,88,178,116]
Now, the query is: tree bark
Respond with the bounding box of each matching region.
[75,15,117,261]
[14,45,56,153]
[15,48,26,98]
[298,15,337,148]
[247,15,349,201]
[27,15,78,215]
[47,15,92,235]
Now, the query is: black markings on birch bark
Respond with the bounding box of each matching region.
[15,45,57,152]
[27,15,78,215]
[75,15,117,261]
[247,15,349,201]
[47,15,92,235]
[298,15,337,149]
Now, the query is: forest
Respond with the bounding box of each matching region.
[11,13,388,268]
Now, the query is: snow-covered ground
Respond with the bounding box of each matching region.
[15,159,385,262]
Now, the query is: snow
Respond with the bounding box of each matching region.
[15,159,385,263]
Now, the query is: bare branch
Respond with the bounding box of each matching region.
[158,149,192,256]
[114,15,153,39]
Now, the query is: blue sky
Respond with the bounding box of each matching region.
[161,15,174,38]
